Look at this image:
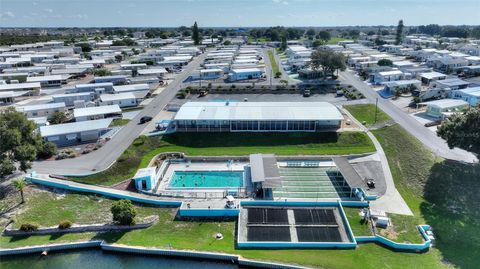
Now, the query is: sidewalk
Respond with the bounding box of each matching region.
[342,108,413,215]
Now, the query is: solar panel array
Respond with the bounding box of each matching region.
[244,207,346,243]
[293,209,337,225]
[248,208,289,224]
[247,226,291,242]
[296,227,342,242]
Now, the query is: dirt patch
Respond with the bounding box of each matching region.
[111,179,136,192]
[378,226,398,240]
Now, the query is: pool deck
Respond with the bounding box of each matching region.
[156,161,248,194]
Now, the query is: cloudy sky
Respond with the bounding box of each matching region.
[1,0,479,27]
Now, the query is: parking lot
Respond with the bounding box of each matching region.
[169,92,351,107]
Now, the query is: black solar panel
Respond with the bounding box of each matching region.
[294,209,337,225]
[247,226,291,242]
[247,208,289,224]
[247,208,265,224]
[296,227,342,242]
[265,208,289,224]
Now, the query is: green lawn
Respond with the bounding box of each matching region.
[73,132,375,186]
[267,49,280,75]
[373,124,480,268]
[109,118,130,127]
[343,207,372,236]
[344,104,391,127]
[327,37,350,45]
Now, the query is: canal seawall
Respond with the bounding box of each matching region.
[0,240,309,269]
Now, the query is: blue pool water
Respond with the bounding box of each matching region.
[169,171,244,188]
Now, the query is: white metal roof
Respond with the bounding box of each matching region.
[421,99,469,109]
[419,71,447,79]
[74,104,121,118]
[458,87,480,97]
[230,68,263,74]
[0,82,41,91]
[133,167,156,179]
[174,102,343,121]
[100,92,136,102]
[52,92,92,98]
[40,118,112,137]
[18,102,66,112]
[137,68,167,75]
[113,83,150,93]
[378,70,403,76]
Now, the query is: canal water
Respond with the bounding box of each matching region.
[0,249,239,269]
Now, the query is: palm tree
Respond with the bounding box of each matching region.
[13,179,26,203]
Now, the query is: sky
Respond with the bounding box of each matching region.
[0,0,479,27]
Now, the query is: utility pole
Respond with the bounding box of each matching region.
[374,98,378,123]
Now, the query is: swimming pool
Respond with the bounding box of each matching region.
[169,171,244,188]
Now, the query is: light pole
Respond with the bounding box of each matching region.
[374,98,378,123]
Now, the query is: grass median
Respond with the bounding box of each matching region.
[267,49,280,75]
[71,132,375,186]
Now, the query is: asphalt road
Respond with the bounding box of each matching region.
[31,53,208,175]
[339,70,477,163]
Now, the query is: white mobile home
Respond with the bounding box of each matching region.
[26,75,68,87]
[113,83,150,94]
[100,92,138,108]
[17,102,66,118]
[372,70,404,84]
[74,104,122,121]
[421,99,469,119]
[228,68,264,82]
[40,118,113,146]
[52,92,94,106]
[452,87,480,106]
[418,72,447,85]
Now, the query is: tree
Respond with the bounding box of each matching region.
[50,112,68,125]
[192,21,201,45]
[318,31,331,42]
[280,34,287,51]
[37,142,57,159]
[94,68,112,77]
[306,28,316,37]
[115,54,123,63]
[312,39,324,48]
[78,43,92,53]
[395,19,404,45]
[13,179,26,203]
[0,108,56,176]
[377,59,393,66]
[223,40,231,46]
[442,26,470,38]
[310,50,346,78]
[471,26,480,39]
[111,200,137,225]
[437,107,480,155]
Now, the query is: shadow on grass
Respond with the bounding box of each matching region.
[93,230,128,244]
[421,161,480,269]
[163,132,341,148]
[8,234,31,243]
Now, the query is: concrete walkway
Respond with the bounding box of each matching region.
[342,108,413,215]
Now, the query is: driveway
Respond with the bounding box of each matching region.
[339,70,477,163]
[31,53,208,175]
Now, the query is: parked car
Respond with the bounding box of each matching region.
[303,90,311,97]
[139,116,153,124]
